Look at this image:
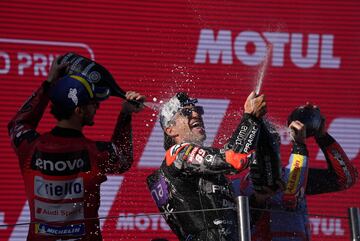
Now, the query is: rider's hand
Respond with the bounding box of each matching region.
[46,56,69,85]
[244,91,267,119]
[122,91,146,113]
[289,120,306,144]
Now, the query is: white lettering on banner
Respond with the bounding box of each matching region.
[138,99,230,168]
[0,212,7,230]
[316,118,360,161]
[99,176,124,229]
[321,35,341,68]
[17,52,32,75]
[195,29,233,64]
[234,31,267,66]
[290,33,320,68]
[9,201,30,241]
[195,29,341,69]
[0,51,10,74]
[309,217,345,236]
[0,38,95,76]
[263,32,289,66]
[0,38,94,59]
[17,53,56,76]
[33,53,48,76]
[116,213,170,231]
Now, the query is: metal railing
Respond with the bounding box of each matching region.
[1,198,359,241]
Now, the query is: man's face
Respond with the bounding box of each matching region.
[81,100,99,126]
[169,105,206,145]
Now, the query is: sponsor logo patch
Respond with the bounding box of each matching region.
[330,145,353,187]
[194,148,206,164]
[68,88,79,105]
[31,150,90,176]
[182,145,194,160]
[187,147,199,163]
[35,223,85,236]
[35,200,84,222]
[285,154,305,194]
[150,175,169,207]
[34,176,84,200]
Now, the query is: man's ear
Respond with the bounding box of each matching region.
[74,106,83,116]
[165,125,177,138]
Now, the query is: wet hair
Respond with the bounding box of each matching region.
[160,92,198,129]
[163,132,176,150]
[50,104,74,121]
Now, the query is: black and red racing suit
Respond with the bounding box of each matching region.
[8,81,134,241]
[147,114,261,241]
[233,133,358,241]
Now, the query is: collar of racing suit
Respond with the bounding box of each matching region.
[51,126,84,137]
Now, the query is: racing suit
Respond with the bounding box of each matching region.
[8,81,134,241]
[233,133,358,241]
[147,114,261,241]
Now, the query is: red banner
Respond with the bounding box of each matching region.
[0,1,359,240]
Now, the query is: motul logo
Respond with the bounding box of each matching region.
[309,218,345,236]
[195,29,341,69]
[116,212,170,231]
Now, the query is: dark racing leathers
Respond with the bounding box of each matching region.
[147,114,261,241]
[233,133,358,241]
[8,81,134,241]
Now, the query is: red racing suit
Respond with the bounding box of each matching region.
[8,81,134,241]
[233,134,358,241]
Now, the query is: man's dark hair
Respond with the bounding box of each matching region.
[50,104,74,121]
[163,132,175,150]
